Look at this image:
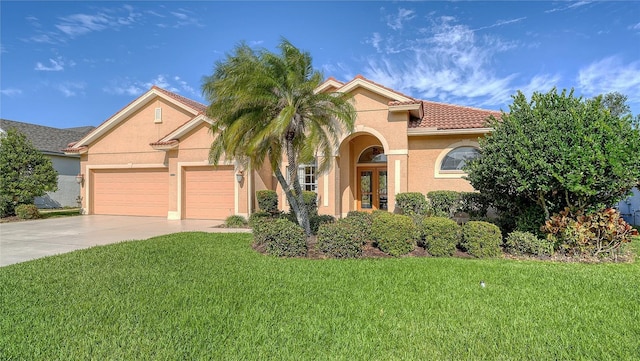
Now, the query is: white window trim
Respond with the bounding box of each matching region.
[434,140,480,179]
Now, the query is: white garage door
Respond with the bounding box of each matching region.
[92,169,168,217]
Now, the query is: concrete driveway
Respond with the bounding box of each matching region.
[0,215,251,267]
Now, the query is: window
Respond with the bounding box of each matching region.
[298,163,317,191]
[440,146,479,171]
[358,146,387,163]
[286,163,317,192]
[154,107,162,123]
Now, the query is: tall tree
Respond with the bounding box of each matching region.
[0,128,58,217]
[465,88,640,227]
[202,39,356,235]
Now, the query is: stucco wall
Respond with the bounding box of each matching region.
[408,134,481,194]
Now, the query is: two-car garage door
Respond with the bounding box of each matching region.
[91,166,234,219]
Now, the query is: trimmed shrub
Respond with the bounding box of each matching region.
[344,211,374,242]
[316,220,363,258]
[461,221,502,258]
[504,231,553,257]
[427,190,461,218]
[249,211,273,228]
[224,215,248,228]
[15,204,40,220]
[514,205,546,237]
[421,217,460,257]
[395,192,429,216]
[310,214,336,235]
[258,218,307,257]
[459,192,490,219]
[371,213,418,256]
[301,191,318,216]
[542,207,638,258]
[256,190,278,214]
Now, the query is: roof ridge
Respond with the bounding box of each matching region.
[152,86,207,113]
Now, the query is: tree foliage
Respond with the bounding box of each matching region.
[202,39,356,235]
[465,88,640,223]
[0,128,58,216]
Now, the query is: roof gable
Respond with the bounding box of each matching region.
[69,86,207,149]
[329,75,415,103]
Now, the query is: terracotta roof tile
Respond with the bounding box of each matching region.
[152,86,207,114]
[409,100,502,130]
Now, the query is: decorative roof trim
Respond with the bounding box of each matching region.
[154,114,213,145]
[315,77,345,93]
[150,140,179,150]
[407,127,494,136]
[69,87,204,149]
[63,145,88,155]
[336,76,414,102]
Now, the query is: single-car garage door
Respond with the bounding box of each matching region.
[92,169,168,217]
[183,166,234,220]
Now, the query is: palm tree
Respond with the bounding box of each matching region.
[202,39,356,235]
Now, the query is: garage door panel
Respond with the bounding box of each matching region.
[92,169,168,217]
[184,166,234,220]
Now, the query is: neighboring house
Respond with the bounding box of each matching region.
[0,119,95,208]
[616,187,640,226]
[64,76,505,220]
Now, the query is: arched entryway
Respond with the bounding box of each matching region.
[356,146,388,211]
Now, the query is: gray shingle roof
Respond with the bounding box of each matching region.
[0,119,95,155]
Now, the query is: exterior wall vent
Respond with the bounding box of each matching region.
[154,107,162,123]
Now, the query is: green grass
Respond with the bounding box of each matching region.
[39,208,82,219]
[1,233,639,360]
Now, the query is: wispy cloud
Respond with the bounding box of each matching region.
[57,82,86,97]
[545,1,592,13]
[0,88,23,97]
[386,8,416,30]
[56,13,111,37]
[577,56,640,103]
[474,17,526,31]
[103,74,200,98]
[361,15,540,108]
[34,57,69,71]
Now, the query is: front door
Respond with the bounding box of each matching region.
[358,167,388,211]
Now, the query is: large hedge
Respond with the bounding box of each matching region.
[465,89,640,224]
[0,128,58,217]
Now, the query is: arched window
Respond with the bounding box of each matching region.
[358,146,387,163]
[440,146,479,171]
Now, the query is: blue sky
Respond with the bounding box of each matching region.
[1,1,639,129]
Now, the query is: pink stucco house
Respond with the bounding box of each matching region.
[64,75,500,220]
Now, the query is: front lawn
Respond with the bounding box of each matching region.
[1,232,638,360]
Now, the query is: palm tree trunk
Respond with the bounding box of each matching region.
[284,137,312,236]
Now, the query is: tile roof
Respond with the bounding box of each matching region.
[0,119,95,154]
[151,86,207,114]
[408,100,502,130]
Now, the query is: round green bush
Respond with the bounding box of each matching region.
[460,221,502,258]
[310,214,335,235]
[344,211,373,242]
[262,218,307,257]
[395,192,429,216]
[249,211,272,228]
[224,215,248,228]
[371,213,418,256]
[421,217,460,257]
[505,231,553,257]
[316,220,363,258]
[256,190,278,214]
[15,204,40,220]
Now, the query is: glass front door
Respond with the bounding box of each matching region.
[358,167,388,211]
